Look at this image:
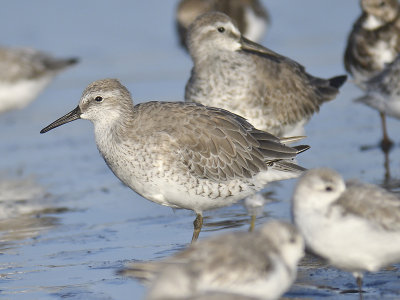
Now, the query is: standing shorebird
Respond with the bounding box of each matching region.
[185,12,347,138]
[40,79,309,242]
[176,0,270,50]
[292,168,400,298]
[355,54,400,150]
[119,220,304,300]
[344,0,400,149]
[0,47,78,113]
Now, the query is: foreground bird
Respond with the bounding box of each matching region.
[344,0,400,149]
[185,12,347,137]
[292,168,400,297]
[176,0,270,49]
[40,79,309,242]
[119,220,304,300]
[0,47,78,113]
[355,54,400,148]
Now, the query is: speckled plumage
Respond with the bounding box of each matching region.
[120,220,304,300]
[344,0,400,87]
[176,0,269,49]
[40,79,309,241]
[292,168,400,294]
[185,12,347,137]
[0,47,78,113]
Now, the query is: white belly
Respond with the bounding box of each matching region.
[0,76,52,113]
[371,40,397,69]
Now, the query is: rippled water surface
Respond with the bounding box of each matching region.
[0,1,400,299]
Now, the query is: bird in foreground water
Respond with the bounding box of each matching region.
[0,47,78,114]
[119,220,304,300]
[292,168,400,298]
[176,0,270,50]
[344,0,400,149]
[40,79,309,242]
[355,54,400,149]
[185,12,347,137]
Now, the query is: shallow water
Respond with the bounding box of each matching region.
[0,0,399,299]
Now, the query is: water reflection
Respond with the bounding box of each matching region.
[383,149,391,184]
[0,214,61,252]
[359,143,400,188]
[0,174,46,218]
[0,173,68,252]
[380,148,400,191]
[202,204,271,233]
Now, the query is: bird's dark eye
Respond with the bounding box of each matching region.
[325,186,333,192]
[379,1,386,6]
[218,27,225,33]
[95,96,103,102]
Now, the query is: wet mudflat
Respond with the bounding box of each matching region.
[0,1,399,299]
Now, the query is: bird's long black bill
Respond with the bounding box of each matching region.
[40,106,81,134]
[240,36,281,63]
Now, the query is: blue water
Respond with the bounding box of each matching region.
[0,1,399,299]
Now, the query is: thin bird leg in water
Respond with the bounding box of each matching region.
[356,274,363,300]
[191,213,203,243]
[249,214,256,232]
[379,112,393,151]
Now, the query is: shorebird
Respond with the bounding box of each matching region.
[292,168,400,298]
[176,0,270,49]
[185,12,347,137]
[344,0,400,149]
[40,79,309,242]
[0,46,78,113]
[119,220,304,300]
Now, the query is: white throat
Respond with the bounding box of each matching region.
[363,14,384,30]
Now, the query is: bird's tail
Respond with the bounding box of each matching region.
[45,57,79,71]
[328,75,347,89]
[313,74,347,103]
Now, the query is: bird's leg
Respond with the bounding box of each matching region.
[191,213,203,243]
[379,112,393,152]
[249,214,256,232]
[354,272,364,300]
